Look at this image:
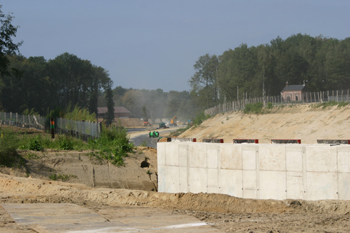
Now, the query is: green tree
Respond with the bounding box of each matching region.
[104,81,114,126]
[189,54,218,108]
[0,5,22,76]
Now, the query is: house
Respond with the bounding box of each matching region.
[281,82,308,102]
[97,106,131,119]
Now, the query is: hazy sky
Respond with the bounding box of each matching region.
[2,1,349,92]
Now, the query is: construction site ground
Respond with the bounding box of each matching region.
[1,104,350,232]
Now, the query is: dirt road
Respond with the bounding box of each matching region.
[1,173,350,232]
[129,126,184,148]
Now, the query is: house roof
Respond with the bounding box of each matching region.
[282,85,307,92]
[97,106,130,114]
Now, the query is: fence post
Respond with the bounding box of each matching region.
[336,90,338,102]
[348,89,349,102]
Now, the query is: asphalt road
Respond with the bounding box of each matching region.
[129,126,184,148]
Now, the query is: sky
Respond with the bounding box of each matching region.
[2,0,350,92]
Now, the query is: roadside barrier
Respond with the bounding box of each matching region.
[170,138,196,142]
[202,139,224,143]
[317,139,350,144]
[203,138,224,143]
[271,139,301,144]
[233,139,259,144]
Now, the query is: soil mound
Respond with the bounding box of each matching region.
[180,104,350,144]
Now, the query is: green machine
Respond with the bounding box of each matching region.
[149,131,160,138]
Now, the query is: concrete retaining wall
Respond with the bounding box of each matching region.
[157,143,350,200]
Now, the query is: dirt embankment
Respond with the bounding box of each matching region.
[180,104,350,143]
[0,147,158,192]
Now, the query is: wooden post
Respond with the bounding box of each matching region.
[50,117,55,139]
[336,90,339,102]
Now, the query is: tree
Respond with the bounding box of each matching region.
[0,6,22,76]
[104,81,114,126]
[189,54,218,108]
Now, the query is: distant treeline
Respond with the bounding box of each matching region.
[2,33,350,121]
[190,34,350,109]
[0,53,200,121]
[0,53,111,116]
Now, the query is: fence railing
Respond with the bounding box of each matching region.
[0,112,101,141]
[204,89,350,116]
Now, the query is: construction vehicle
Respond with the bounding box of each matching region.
[143,119,152,126]
[149,131,159,138]
[158,122,169,129]
[169,115,177,126]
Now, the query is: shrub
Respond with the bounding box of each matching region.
[267,102,273,109]
[244,102,263,114]
[0,129,25,168]
[29,136,43,151]
[58,136,74,150]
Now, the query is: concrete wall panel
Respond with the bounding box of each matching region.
[189,144,206,168]
[207,144,220,169]
[220,169,242,197]
[207,168,219,193]
[242,170,257,199]
[157,143,166,165]
[259,145,285,171]
[286,171,304,199]
[307,172,338,200]
[220,144,242,170]
[338,173,350,200]
[286,147,303,172]
[242,150,256,170]
[165,143,179,166]
[165,166,180,193]
[260,171,286,200]
[178,144,189,167]
[338,150,350,173]
[306,146,337,172]
[189,167,207,193]
[179,167,188,193]
[158,142,350,201]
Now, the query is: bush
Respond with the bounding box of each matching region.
[29,136,43,151]
[58,136,74,150]
[267,102,273,109]
[88,125,134,166]
[0,129,25,168]
[244,102,263,114]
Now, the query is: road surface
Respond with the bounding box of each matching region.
[129,126,185,148]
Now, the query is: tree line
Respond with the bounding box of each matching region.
[190,34,350,109]
[0,53,112,116]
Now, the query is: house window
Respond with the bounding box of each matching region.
[296,95,299,101]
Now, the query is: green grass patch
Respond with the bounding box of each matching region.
[314,101,350,109]
[49,173,77,182]
[0,129,26,168]
[1,123,134,168]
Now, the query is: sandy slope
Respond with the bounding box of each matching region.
[180,104,350,144]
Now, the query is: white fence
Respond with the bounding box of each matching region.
[205,89,350,116]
